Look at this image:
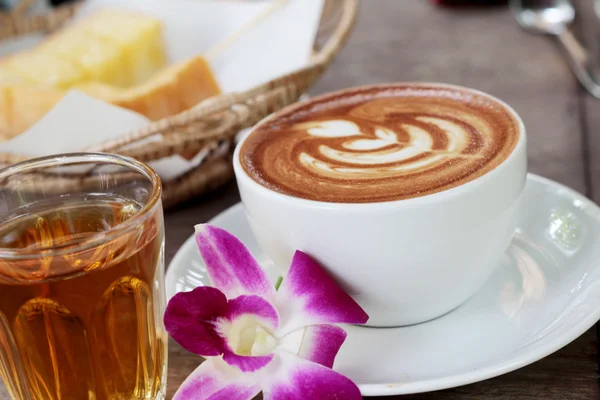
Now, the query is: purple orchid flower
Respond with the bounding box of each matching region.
[165,224,369,399]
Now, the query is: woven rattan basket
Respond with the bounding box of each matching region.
[0,0,358,208]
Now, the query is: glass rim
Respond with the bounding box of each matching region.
[0,152,162,260]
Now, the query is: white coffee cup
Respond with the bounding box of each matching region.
[233,83,527,327]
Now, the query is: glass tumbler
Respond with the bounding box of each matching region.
[0,153,167,400]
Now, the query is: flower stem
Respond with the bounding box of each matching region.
[275,276,283,291]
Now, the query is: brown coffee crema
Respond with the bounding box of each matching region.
[240,84,520,203]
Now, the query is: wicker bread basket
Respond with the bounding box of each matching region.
[0,0,358,208]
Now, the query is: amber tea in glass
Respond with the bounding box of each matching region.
[0,153,167,400]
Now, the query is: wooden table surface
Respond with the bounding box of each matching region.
[2,0,600,399]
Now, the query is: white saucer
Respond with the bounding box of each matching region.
[166,174,600,396]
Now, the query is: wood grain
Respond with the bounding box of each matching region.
[1,1,599,399]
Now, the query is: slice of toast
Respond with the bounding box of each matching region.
[38,10,166,88]
[1,10,167,89]
[0,56,221,140]
[0,10,220,141]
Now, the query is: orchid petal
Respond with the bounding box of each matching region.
[278,324,347,369]
[226,295,279,330]
[173,358,260,400]
[276,251,369,333]
[195,224,274,299]
[164,287,227,356]
[262,351,362,400]
[223,351,275,373]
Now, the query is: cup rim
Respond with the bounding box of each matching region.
[0,152,162,260]
[233,82,527,210]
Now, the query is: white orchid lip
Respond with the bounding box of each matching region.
[164,224,369,400]
[217,315,277,357]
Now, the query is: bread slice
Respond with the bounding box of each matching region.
[1,85,65,139]
[80,10,167,86]
[0,52,88,89]
[0,10,220,141]
[0,56,221,140]
[80,55,220,120]
[0,9,166,90]
[38,10,166,88]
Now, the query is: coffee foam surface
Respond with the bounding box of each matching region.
[240,84,520,203]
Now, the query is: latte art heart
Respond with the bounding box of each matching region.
[240,84,519,203]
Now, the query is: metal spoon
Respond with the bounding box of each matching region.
[511,0,600,98]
